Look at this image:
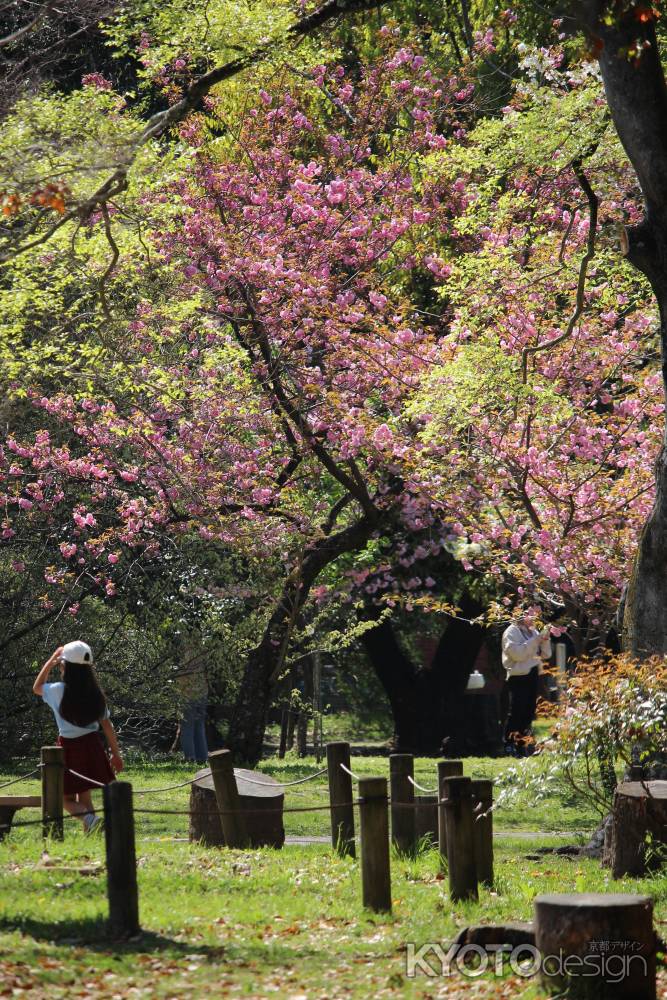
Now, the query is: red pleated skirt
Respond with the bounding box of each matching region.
[57,732,115,795]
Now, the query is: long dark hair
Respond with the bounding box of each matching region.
[59,660,107,727]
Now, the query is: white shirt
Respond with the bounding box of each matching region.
[41,682,109,739]
[502,624,552,678]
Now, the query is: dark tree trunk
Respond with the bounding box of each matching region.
[432,596,486,752]
[360,617,429,750]
[580,3,667,655]
[227,514,377,764]
[360,597,486,754]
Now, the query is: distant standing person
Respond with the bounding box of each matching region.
[33,641,123,832]
[502,617,551,756]
[176,651,209,764]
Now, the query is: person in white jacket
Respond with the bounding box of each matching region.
[502,618,552,755]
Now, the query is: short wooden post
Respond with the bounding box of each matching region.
[208,749,247,848]
[471,778,493,887]
[534,893,656,999]
[390,753,415,855]
[359,776,391,913]
[442,776,478,902]
[326,741,355,857]
[103,781,140,937]
[437,759,463,868]
[41,745,64,840]
[414,795,438,848]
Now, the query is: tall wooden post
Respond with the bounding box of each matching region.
[103,781,140,937]
[471,778,493,887]
[359,776,391,913]
[390,753,415,855]
[437,759,463,867]
[442,776,478,902]
[208,749,247,848]
[41,745,64,840]
[326,741,355,857]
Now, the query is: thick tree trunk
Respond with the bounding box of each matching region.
[360,598,486,753]
[227,514,377,764]
[431,596,486,753]
[623,427,667,656]
[360,617,428,750]
[581,3,667,655]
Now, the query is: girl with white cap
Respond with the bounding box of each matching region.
[33,641,123,833]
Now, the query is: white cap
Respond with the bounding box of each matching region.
[62,640,93,665]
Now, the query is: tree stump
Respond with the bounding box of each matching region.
[534,893,656,999]
[607,781,667,878]
[189,768,285,848]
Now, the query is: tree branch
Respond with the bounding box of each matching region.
[0,0,388,260]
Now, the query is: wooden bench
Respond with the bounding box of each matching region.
[0,795,41,838]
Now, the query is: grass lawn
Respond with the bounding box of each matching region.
[1,751,665,998]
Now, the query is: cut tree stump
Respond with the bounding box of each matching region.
[606,781,667,879]
[534,892,656,999]
[189,768,285,848]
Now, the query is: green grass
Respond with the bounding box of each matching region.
[1,753,665,998]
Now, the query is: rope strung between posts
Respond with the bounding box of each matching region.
[235,767,328,787]
[135,771,212,794]
[339,762,360,782]
[67,768,107,788]
[133,801,360,817]
[10,760,330,798]
[0,767,41,790]
[122,766,328,796]
[7,799,429,828]
[407,776,438,794]
[6,813,85,829]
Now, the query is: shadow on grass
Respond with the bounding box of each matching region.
[0,916,224,957]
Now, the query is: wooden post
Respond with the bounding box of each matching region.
[326,741,355,857]
[414,795,438,848]
[390,754,415,855]
[359,776,391,913]
[437,759,463,868]
[41,745,64,840]
[442,776,478,902]
[208,749,247,848]
[534,893,656,999]
[471,778,493,887]
[103,781,140,938]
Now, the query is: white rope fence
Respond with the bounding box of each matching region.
[408,776,438,794]
[236,767,327,788]
[62,765,329,796]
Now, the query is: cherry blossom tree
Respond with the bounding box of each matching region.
[1,42,474,760]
